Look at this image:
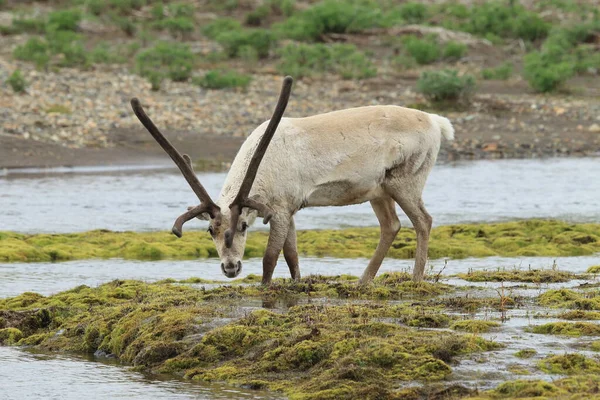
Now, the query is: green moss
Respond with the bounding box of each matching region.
[457,269,575,283]
[558,310,600,320]
[2,220,599,262]
[588,265,600,273]
[0,280,499,399]
[450,320,501,333]
[530,322,600,336]
[0,328,23,344]
[514,348,537,359]
[487,379,563,398]
[537,289,584,307]
[538,354,600,374]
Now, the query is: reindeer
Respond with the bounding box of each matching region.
[130,76,454,285]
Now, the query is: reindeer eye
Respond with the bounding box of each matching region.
[207,226,215,237]
[241,222,248,232]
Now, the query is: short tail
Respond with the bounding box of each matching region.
[430,114,455,141]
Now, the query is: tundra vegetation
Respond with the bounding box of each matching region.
[2,220,599,262]
[4,261,600,398]
[1,0,598,95]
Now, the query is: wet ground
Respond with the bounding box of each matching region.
[2,157,600,233]
[2,157,600,398]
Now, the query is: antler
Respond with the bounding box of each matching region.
[130,98,220,237]
[224,76,294,248]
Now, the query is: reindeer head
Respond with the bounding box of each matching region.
[130,76,293,278]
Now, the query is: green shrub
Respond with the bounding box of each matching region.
[7,70,27,93]
[416,69,476,103]
[403,36,440,65]
[442,41,467,60]
[202,18,242,39]
[216,29,275,58]
[135,42,195,90]
[481,62,513,80]
[90,42,126,64]
[111,14,137,36]
[11,17,46,34]
[46,30,89,67]
[108,0,146,15]
[277,43,376,79]
[464,1,549,41]
[397,2,428,23]
[162,17,195,37]
[245,5,271,26]
[46,10,81,32]
[523,51,573,92]
[275,0,385,41]
[193,70,252,89]
[514,12,551,41]
[13,37,50,69]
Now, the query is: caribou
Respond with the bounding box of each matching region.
[130,76,454,285]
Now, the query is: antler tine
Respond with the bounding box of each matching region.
[172,203,212,238]
[224,76,293,248]
[130,98,220,222]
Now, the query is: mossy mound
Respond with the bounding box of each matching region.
[538,289,600,310]
[476,375,600,399]
[538,354,600,374]
[0,279,501,399]
[558,310,600,320]
[485,379,563,398]
[514,349,537,359]
[456,269,575,283]
[450,320,501,333]
[2,219,600,262]
[529,322,600,336]
[587,265,600,273]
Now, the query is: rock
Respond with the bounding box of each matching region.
[589,124,600,133]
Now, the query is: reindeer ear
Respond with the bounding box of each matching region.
[188,206,211,221]
[196,212,211,221]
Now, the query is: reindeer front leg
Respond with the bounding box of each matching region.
[283,217,300,280]
[262,214,291,285]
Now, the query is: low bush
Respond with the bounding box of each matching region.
[135,42,195,90]
[442,41,467,60]
[46,10,81,33]
[216,29,275,58]
[397,2,428,24]
[416,69,476,103]
[277,43,376,79]
[202,18,242,39]
[7,70,27,93]
[193,70,252,89]
[13,38,50,69]
[403,36,440,65]
[275,0,386,41]
[523,51,573,92]
[481,62,513,80]
[11,17,46,34]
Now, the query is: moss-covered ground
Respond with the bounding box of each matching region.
[2,219,600,262]
[0,276,500,400]
[4,267,600,398]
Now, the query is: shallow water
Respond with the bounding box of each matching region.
[0,347,281,400]
[2,158,600,233]
[2,255,600,298]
